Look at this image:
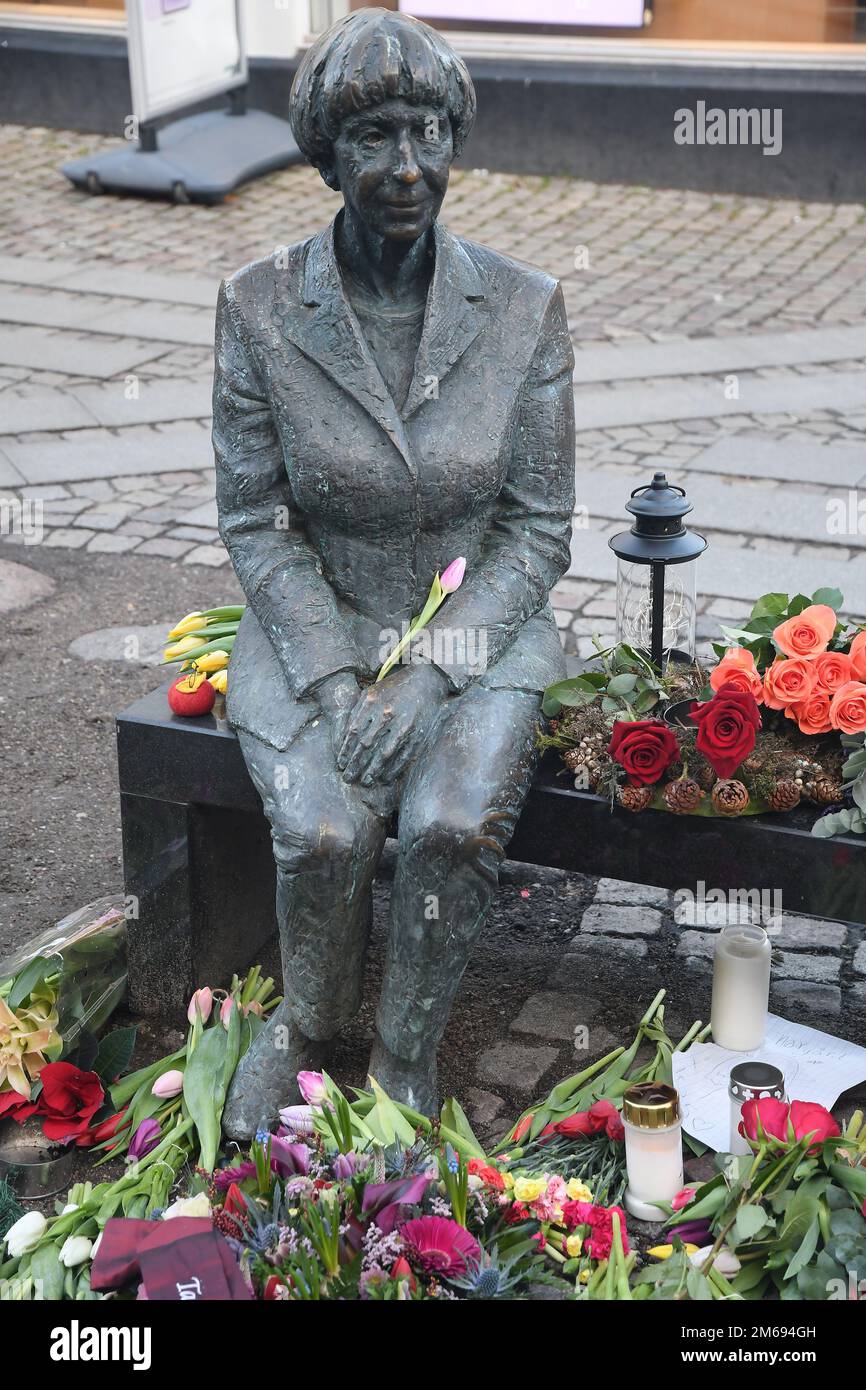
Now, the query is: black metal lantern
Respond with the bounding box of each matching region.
[608,472,707,668]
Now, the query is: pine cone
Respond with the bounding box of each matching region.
[697,765,716,791]
[768,779,800,813]
[618,785,653,813]
[743,754,764,774]
[711,779,750,816]
[811,777,844,806]
[562,748,584,773]
[663,778,704,814]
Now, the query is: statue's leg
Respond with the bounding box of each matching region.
[371,685,542,1113]
[223,720,389,1138]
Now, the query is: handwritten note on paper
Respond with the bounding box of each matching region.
[672,1013,866,1153]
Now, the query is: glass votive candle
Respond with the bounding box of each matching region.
[711,924,771,1051]
[622,1082,684,1222]
[728,1061,785,1156]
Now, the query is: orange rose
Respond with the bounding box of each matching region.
[785,691,833,736]
[849,631,866,682]
[772,604,837,658]
[829,680,866,734]
[763,658,817,711]
[710,647,763,702]
[812,650,853,694]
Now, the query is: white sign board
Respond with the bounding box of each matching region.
[126,0,247,126]
[400,0,647,27]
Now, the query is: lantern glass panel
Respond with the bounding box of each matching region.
[615,559,697,664]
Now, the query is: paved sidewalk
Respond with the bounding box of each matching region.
[2,123,866,1060]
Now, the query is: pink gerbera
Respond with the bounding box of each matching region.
[399,1216,481,1278]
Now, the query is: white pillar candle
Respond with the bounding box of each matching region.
[623,1083,684,1221]
[711,924,771,1051]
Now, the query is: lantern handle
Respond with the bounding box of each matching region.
[630,473,686,500]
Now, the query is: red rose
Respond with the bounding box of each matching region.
[790,1101,840,1151]
[740,1096,790,1144]
[608,719,680,787]
[691,683,761,779]
[37,1062,104,1141]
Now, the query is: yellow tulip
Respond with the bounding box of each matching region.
[565,1234,583,1258]
[167,611,204,640]
[648,1243,699,1260]
[194,650,229,673]
[208,670,228,694]
[164,635,203,661]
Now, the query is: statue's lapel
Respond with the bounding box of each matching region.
[283,220,416,476]
[401,224,487,421]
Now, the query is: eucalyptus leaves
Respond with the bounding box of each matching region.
[542,642,674,721]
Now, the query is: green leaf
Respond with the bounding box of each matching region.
[632,689,660,714]
[440,1096,482,1153]
[607,673,638,696]
[830,1161,866,1201]
[30,1243,65,1301]
[751,593,789,618]
[93,1026,138,1083]
[778,1189,820,1249]
[787,594,811,617]
[812,587,844,612]
[734,1203,770,1243]
[183,1024,228,1172]
[8,955,59,1010]
[364,1078,417,1147]
[784,1216,821,1279]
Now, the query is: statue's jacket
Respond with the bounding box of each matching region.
[213,215,576,752]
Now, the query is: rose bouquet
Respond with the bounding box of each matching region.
[541,587,860,822]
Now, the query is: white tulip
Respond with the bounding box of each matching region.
[4,1211,47,1258]
[59,1235,93,1267]
[162,1192,211,1221]
[90,1231,103,1260]
[61,1203,79,1215]
[689,1244,741,1276]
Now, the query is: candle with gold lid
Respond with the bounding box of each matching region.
[622,1082,685,1222]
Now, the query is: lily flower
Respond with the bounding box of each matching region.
[0,994,61,1098]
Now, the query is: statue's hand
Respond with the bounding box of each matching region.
[314,671,362,767]
[337,664,450,787]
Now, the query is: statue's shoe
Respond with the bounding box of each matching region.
[367,1035,438,1118]
[222,1001,334,1141]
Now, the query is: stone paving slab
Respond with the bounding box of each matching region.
[0,387,100,436]
[0,254,83,288]
[64,266,221,309]
[572,325,866,385]
[0,286,213,347]
[0,325,174,379]
[573,370,866,431]
[569,526,866,611]
[3,424,212,485]
[70,378,213,430]
[683,436,866,486]
[575,467,863,548]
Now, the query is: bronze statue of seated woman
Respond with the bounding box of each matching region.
[214,7,575,1137]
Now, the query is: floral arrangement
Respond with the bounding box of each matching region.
[542,588,862,824]
[645,1098,866,1301]
[1,973,862,1303]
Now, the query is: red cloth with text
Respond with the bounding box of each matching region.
[90,1216,250,1298]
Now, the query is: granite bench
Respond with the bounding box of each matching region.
[117,683,866,1014]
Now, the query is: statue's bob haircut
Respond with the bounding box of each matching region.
[289,8,476,188]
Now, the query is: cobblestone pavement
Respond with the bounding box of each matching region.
[2,123,866,1071]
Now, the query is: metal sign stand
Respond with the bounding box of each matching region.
[62,3,301,204]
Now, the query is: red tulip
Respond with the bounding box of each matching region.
[391,1256,417,1291]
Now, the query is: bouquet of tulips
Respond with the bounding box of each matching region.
[162,604,246,693]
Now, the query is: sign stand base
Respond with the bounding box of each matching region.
[61,108,302,205]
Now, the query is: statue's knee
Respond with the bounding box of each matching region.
[270,813,358,881]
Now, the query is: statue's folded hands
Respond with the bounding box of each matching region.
[338,662,451,787]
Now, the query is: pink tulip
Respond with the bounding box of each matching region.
[151,1069,184,1099]
[279,1104,316,1137]
[297,1071,327,1107]
[220,995,237,1029]
[187,987,213,1025]
[440,556,466,594]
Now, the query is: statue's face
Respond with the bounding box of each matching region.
[332,99,453,243]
